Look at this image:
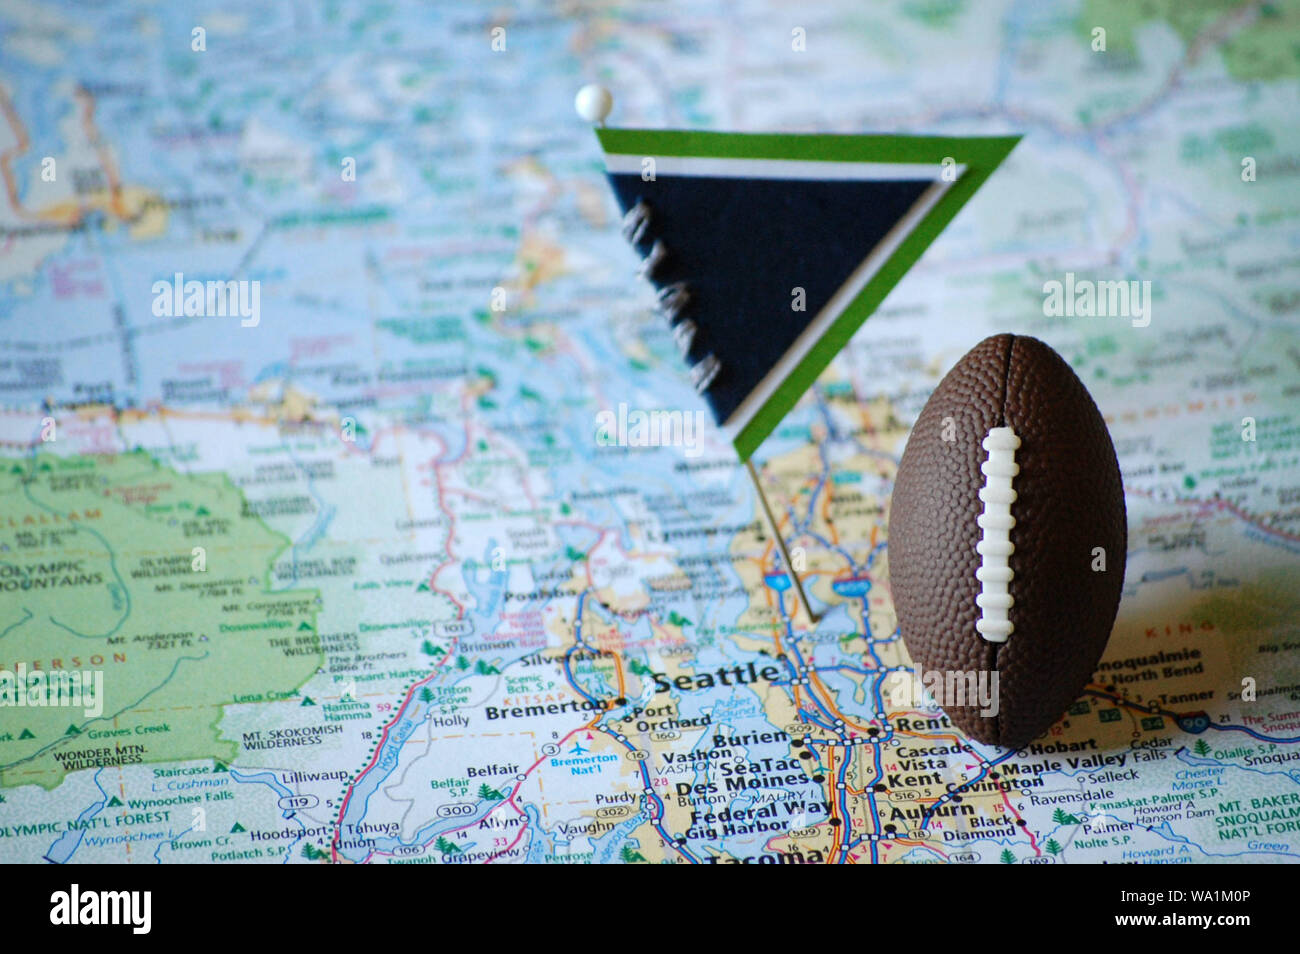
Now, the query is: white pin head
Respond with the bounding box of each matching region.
[574,84,613,125]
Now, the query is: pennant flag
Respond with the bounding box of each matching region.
[595,127,1019,461]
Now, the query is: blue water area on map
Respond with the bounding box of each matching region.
[43,769,109,864]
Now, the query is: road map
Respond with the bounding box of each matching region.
[1,0,1298,864]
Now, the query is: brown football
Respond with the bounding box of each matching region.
[887,334,1126,749]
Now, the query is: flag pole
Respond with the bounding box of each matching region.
[746,459,820,624]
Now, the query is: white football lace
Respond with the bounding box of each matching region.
[976,426,1020,643]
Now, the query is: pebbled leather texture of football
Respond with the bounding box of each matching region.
[887,334,1126,749]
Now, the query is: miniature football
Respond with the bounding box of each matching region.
[887,334,1126,749]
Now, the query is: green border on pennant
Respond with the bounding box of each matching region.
[596,127,1021,462]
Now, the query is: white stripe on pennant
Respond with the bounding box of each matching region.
[603,153,959,182]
